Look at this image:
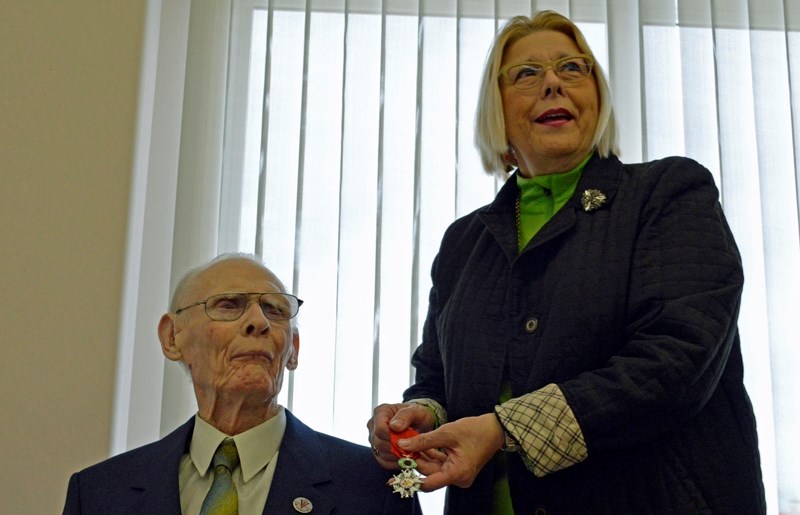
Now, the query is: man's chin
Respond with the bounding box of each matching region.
[224,370,277,395]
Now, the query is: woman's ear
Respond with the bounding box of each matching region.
[158,314,183,362]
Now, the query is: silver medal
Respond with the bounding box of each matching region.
[388,457,423,498]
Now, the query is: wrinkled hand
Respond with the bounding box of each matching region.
[394,413,505,491]
[367,402,436,469]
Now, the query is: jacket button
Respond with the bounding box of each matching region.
[534,507,548,515]
[524,318,538,333]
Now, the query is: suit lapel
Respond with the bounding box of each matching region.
[124,418,194,514]
[526,154,623,250]
[262,411,336,515]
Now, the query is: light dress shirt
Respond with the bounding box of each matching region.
[178,406,287,515]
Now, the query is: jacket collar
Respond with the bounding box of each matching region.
[261,410,337,514]
[123,417,194,514]
[479,153,623,259]
[118,411,338,515]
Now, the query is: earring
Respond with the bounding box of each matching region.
[503,147,518,167]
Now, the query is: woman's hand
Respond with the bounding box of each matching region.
[396,413,505,491]
[367,402,436,469]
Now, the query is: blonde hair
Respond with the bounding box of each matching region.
[474,10,619,176]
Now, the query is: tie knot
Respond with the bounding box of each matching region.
[212,440,240,472]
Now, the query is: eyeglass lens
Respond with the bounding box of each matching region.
[206,293,299,321]
[507,56,592,89]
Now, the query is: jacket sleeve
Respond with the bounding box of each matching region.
[560,158,745,452]
[495,383,588,477]
[403,251,449,408]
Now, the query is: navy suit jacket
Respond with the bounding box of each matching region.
[63,410,419,514]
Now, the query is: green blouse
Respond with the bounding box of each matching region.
[516,154,592,253]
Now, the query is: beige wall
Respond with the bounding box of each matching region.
[0,1,147,513]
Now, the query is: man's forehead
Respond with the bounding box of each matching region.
[192,259,283,295]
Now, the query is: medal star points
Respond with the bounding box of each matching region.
[389,468,424,498]
[385,428,424,498]
[581,189,606,212]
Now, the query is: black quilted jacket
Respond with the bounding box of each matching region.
[405,153,766,514]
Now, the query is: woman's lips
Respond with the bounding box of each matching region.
[535,108,573,124]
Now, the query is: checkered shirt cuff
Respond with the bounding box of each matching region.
[407,398,448,429]
[494,383,588,477]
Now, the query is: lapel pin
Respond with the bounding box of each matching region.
[581,189,607,212]
[292,497,313,513]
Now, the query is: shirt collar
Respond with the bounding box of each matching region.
[516,153,591,200]
[189,406,287,483]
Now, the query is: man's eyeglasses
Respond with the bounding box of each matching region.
[500,55,594,90]
[175,292,304,321]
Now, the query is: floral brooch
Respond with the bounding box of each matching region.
[581,189,607,212]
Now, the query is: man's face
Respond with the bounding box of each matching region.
[161,259,299,409]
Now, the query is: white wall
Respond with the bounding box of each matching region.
[0,1,146,513]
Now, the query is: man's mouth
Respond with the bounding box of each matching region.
[233,351,271,360]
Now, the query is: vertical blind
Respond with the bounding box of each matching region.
[118,0,799,513]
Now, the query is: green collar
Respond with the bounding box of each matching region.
[515,154,591,252]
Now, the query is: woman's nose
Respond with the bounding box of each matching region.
[540,68,564,97]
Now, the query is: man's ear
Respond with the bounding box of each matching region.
[287,329,300,370]
[158,314,183,362]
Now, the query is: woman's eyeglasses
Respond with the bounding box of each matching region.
[500,55,594,90]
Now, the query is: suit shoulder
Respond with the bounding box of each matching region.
[69,438,165,484]
[625,155,714,182]
[70,419,192,480]
[313,431,375,463]
[618,155,719,200]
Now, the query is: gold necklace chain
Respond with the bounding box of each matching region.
[515,194,521,250]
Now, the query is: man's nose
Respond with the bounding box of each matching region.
[242,301,271,335]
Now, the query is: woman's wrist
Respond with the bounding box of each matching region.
[494,410,520,452]
[407,399,445,429]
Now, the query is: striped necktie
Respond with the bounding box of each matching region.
[200,439,240,515]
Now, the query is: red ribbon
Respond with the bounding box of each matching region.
[389,427,420,460]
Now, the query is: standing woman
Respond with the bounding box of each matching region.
[368,10,766,514]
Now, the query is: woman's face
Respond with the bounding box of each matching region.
[500,30,599,176]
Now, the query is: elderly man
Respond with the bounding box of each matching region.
[64,254,419,514]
